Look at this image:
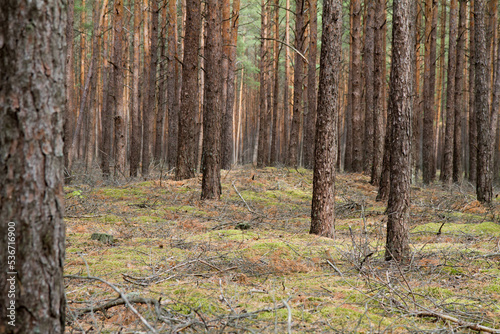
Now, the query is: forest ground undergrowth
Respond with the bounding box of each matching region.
[63,164,500,333]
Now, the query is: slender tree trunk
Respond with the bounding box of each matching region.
[363,0,375,174]
[436,0,447,179]
[422,0,438,184]
[413,2,423,181]
[228,0,241,164]
[112,0,126,178]
[167,0,179,169]
[371,0,386,186]
[201,0,223,199]
[270,0,281,165]
[0,0,66,331]
[288,0,306,167]
[344,2,354,172]
[453,0,467,182]
[64,0,76,181]
[475,0,493,203]
[469,0,477,182]
[303,0,318,169]
[154,4,168,163]
[385,0,414,262]
[310,0,341,238]
[176,0,201,179]
[130,0,142,177]
[350,0,363,172]
[221,0,232,169]
[257,0,270,167]
[141,0,151,176]
[282,0,291,162]
[442,0,458,184]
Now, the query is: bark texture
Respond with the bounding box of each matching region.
[303,0,318,169]
[201,0,223,199]
[309,0,342,238]
[0,0,66,331]
[442,0,458,184]
[475,0,492,203]
[385,0,414,262]
[422,0,438,184]
[288,0,306,167]
[371,0,386,186]
[176,0,202,180]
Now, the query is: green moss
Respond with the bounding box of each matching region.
[98,187,147,199]
[136,215,163,223]
[165,205,206,215]
[416,286,454,299]
[412,221,500,236]
[99,214,122,224]
[199,229,258,241]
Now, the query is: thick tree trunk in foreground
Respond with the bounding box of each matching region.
[176,0,202,180]
[385,0,414,262]
[475,0,492,203]
[0,0,66,331]
[310,0,342,238]
[201,0,223,199]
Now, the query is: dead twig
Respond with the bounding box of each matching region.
[65,275,158,334]
[232,181,256,214]
[73,296,159,316]
[413,311,500,333]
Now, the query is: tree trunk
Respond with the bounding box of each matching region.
[130,0,142,177]
[64,0,76,181]
[303,0,318,169]
[257,0,270,167]
[288,0,306,167]
[167,0,179,169]
[475,0,493,203]
[442,0,459,184]
[422,0,438,184]
[363,0,375,174]
[453,0,467,182]
[283,0,291,162]
[350,0,363,172]
[220,0,232,170]
[270,0,281,166]
[371,0,386,186]
[201,0,223,199]
[413,2,423,181]
[112,0,126,178]
[228,0,241,164]
[385,0,414,262]
[154,4,168,164]
[0,0,66,331]
[309,0,342,238]
[469,0,477,182]
[176,0,202,180]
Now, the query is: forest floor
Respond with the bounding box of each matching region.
[63,165,500,333]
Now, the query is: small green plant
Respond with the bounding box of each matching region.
[70,190,84,199]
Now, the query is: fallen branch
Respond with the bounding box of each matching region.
[413,311,500,333]
[232,181,255,214]
[73,296,159,316]
[65,275,158,334]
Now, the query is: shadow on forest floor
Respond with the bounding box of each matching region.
[63,164,500,333]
